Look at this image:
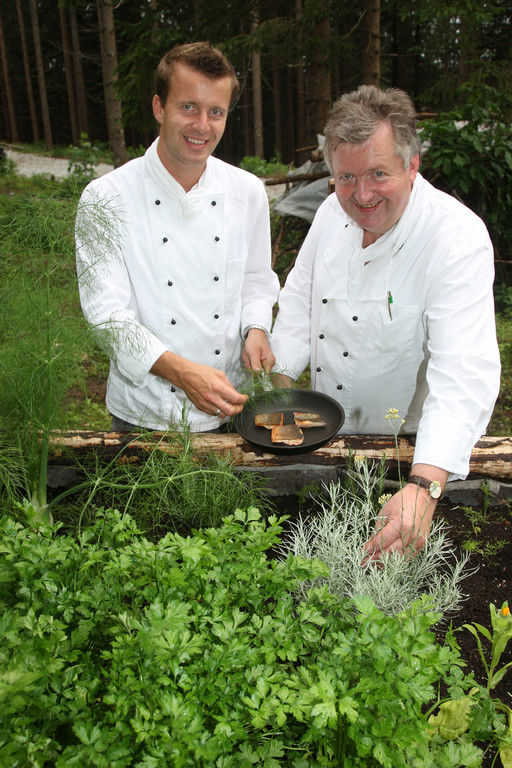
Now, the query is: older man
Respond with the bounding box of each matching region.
[76,42,279,433]
[271,85,500,558]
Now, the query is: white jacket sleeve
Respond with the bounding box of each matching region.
[240,180,280,334]
[413,228,501,478]
[75,184,166,388]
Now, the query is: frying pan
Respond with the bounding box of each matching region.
[233,389,345,456]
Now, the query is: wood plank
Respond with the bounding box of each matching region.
[48,431,512,480]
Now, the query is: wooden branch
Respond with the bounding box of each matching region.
[48,431,512,480]
[264,170,331,186]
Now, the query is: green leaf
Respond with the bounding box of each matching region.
[428,697,475,739]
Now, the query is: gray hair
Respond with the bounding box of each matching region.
[324,85,421,171]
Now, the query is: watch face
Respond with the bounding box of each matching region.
[429,481,442,499]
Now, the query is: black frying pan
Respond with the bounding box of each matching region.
[233,389,345,456]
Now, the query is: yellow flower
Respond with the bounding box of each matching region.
[502,606,510,617]
[354,455,366,465]
[385,407,405,424]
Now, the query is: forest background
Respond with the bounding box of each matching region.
[1,0,511,167]
[2,1,512,283]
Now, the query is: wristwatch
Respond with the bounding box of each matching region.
[407,475,442,499]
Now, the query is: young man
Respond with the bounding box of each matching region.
[76,42,279,432]
[272,85,500,558]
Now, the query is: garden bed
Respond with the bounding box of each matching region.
[273,490,512,768]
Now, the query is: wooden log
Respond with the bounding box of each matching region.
[264,170,331,186]
[48,431,512,480]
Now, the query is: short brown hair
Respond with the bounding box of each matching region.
[324,85,421,170]
[154,41,240,109]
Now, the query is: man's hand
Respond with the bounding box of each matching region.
[241,328,275,373]
[363,484,435,561]
[363,464,449,561]
[151,351,247,418]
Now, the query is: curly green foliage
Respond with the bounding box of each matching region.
[0,509,482,767]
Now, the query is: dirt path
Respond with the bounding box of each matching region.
[4,147,114,179]
[3,147,286,199]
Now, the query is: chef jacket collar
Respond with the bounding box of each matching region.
[146,137,212,220]
[346,172,423,263]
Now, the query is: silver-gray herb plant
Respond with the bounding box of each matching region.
[282,458,473,617]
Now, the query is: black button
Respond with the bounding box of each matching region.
[316,367,321,372]
[171,319,176,325]
[214,276,219,281]
[322,298,327,304]
[167,280,173,286]
[215,349,220,355]
[343,351,349,357]
[214,314,219,319]
[337,384,343,390]
[319,334,324,339]
[163,237,168,243]
[155,199,161,205]
[211,200,217,206]
[352,316,358,321]
[215,236,220,242]
[171,386,176,392]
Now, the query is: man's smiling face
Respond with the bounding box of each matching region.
[332,121,419,247]
[152,62,232,190]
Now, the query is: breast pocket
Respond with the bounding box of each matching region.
[225,255,247,301]
[366,303,422,359]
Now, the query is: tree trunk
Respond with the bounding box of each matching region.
[457,16,477,102]
[16,0,38,143]
[241,73,251,157]
[28,0,52,149]
[361,0,381,86]
[295,0,307,165]
[0,7,19,143]
[305,4,332,147]
[285,67,295,165]
[59,6,79,146]
[96,0,127,167]
[251,9,264,159]
[272,56,282,159]
[69,7,89,138]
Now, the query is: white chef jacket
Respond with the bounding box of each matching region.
[76,138,279,431]
[271,173,500,478]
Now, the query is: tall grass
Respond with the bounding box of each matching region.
[0,187,92,520]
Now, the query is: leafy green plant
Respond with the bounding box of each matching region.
[428,602,512,767]
[459,482,508,562]
[61,134,104,196]
[419,107,512,262]
[489,312,512,435]
[0,148,14,176]
[239,153,290,178]
[281,457,473,617]
[0,507,484,767]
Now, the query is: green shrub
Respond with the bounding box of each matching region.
[0,508,485,767]
[419,106,512,263]
[239,154,289,178]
